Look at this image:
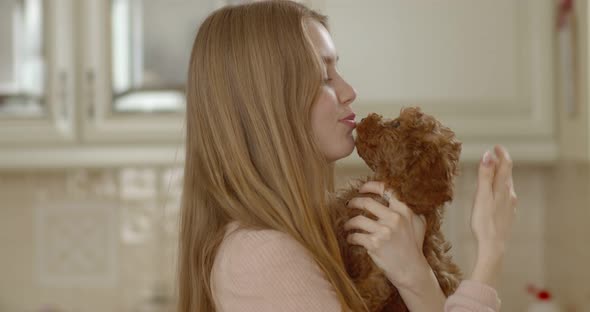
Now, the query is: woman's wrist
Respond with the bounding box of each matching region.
[477,239,506,255]
[394,256,446,312]
[385,255,430,292]
[388,255,438,295]
[471,246,505,288]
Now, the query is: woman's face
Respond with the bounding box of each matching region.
[307,20,357,163]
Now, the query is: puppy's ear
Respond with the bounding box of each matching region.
[400,143,455,212]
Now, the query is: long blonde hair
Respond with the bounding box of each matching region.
[177,1,366,311]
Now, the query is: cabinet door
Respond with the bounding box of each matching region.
[82,0,225,143]
[0,0,75,145]
[320,0,556,163]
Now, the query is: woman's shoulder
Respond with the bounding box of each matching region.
[223,221,297,244]
[216,221,311,270]
[213,221,334,287]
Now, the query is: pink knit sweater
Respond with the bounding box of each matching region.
[211,221,502,312]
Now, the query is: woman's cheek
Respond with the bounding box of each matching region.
[322,85,337,99]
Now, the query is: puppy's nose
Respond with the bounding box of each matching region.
[361,117,365,122]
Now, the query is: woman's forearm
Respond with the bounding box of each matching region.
[471,243,505,288]
[393,258,446,312]
[395,248,504,312]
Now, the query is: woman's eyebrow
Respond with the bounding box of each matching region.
[322,55,339,65]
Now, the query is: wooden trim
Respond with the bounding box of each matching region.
[0,140,556,169]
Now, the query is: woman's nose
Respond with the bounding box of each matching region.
[338,80,357,105]
[342,87,357,105]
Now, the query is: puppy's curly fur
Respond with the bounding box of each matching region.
[332,107,463,311]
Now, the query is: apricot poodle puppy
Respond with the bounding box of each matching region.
[332,107,463,311]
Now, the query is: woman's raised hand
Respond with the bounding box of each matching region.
[469,145,518,288]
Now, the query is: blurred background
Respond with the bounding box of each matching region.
[0,0,589,311]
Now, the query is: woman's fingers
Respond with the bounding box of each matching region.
[344,215,394,236]
[477,149,497,202]
[358,180,387,198]
[492,145,513,200]
[510,178,518,205]
[347,197,395,221]
[412,214,427,249]
[347,232,381,251]
[358,180,411,219]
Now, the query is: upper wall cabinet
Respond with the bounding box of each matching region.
[0,0,75,145]
[319,0,556,164]
[0,0,559,168]
[81,0,226,143]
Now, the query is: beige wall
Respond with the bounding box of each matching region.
[2,162,587,311]
[545,162,590,311]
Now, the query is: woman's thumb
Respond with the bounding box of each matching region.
[476,150,496,199]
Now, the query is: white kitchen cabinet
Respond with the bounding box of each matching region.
[80,0,224,143]
[555,0,590,161]
[0,0,559,168]
[79,0,319,144]
[0,0,75,145]
[317,0,557,165]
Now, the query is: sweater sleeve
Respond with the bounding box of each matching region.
[444,280,502,312]
[211,228,343,312]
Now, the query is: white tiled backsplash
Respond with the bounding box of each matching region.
[1,164,589,311]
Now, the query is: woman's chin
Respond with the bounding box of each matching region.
[328,142,355,162]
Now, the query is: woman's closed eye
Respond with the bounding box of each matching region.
[324,66,338,84]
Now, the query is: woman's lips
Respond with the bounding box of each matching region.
[339,113,356,128]
[339,119,356,128]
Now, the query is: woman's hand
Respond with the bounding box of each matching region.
[469,145,518,288]
[344,181,430,290]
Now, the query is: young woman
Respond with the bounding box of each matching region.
[177,1,517,311]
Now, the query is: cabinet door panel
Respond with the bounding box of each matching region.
[324,0,556,163]
[0,0,75,145]
[83,0,222,142]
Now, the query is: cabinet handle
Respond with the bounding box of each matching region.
[86,70,95,119]
[59,71,68,120]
